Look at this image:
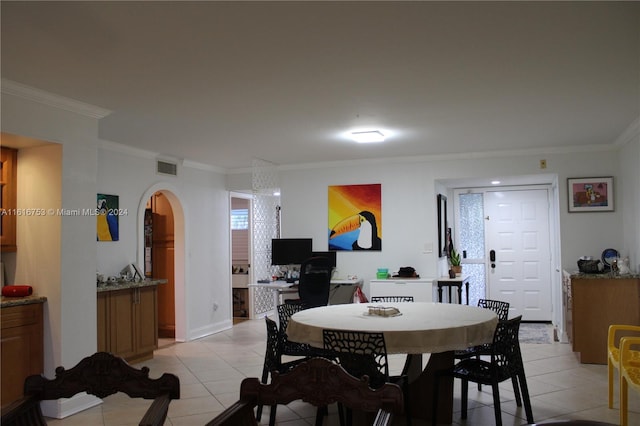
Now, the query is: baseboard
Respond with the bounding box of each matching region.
[40,392,102,419]
[188,319,233,341]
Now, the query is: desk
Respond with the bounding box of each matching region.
[248,278,363,315]
[287,302,497,423]
[248,281,297,313]
[434,275,470,304]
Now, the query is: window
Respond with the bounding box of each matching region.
[231,208,249,230]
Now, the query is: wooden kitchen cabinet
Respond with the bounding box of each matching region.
[1,301,44,406]
[571,275,640,364]
[1,147,17,252]
[97,285,158,364]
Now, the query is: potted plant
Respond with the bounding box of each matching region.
[449,249,462,276]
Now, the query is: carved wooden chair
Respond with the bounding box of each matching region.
[0,352,180,426]
[205,357,404,426]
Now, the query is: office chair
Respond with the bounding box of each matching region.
[287,256,333,308]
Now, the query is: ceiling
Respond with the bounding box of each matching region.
[2,1,639,171]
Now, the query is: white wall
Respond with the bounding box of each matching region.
[1,92,99,376]
[618,120,640,271]
[97,145,232,340]
[261,148,628,298]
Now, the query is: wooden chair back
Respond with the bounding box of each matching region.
[206,357,404,426]
[1,352,179,426]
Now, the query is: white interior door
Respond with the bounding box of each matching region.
[485,189,552,321]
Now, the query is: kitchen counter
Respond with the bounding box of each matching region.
[0,294,47,308]
[97,278,167,293]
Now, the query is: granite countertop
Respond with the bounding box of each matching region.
[570,272,640,279]
[97,278,167,293]
[1,295,47,308]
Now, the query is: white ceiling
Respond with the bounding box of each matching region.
[2,1,639,171]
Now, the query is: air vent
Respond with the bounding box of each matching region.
[157,160,177,176]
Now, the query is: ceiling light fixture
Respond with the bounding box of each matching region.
[351,130,385,143]
[491,180,501,185]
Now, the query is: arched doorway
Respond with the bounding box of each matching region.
[146,192,176,338]
[138,185,186,342]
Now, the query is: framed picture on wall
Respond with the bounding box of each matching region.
[567,177,614,212]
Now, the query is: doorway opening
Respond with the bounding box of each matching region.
[146,192,176,340]
[138,185,186,344]
[452,185,556,321]
[230,193,252,324]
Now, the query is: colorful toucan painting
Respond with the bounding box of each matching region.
[328,184,381,251]
[97,193,119,241]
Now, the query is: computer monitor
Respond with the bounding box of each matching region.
[271,238,313,266]
[311,251,337,269]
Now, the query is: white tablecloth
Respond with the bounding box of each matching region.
[287,302,498,354]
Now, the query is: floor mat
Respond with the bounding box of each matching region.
[519,322,555,344]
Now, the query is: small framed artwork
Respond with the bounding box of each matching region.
[567,177,614,212]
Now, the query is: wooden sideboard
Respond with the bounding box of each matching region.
[97,282,160,364]
[1,298,45,406]
[570,274,640,364]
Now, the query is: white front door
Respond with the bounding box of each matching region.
[485,189,552,321]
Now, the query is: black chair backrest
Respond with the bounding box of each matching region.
[263,317,282,373]
[478,298,510,321]
[298,256,332,308]
[491,315,523,377]
[323,329,389,388]
[370,296,414,303]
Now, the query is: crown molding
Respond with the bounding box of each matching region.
[276,143,617,172]
[99,139,225,173]
[613,116,640,146]
[1,79,111,119]
[99,139,156,159]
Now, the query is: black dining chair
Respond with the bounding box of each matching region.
[454,299,511,391]
[277,303,334,359]
[433,315,534,426]
[323,329,411,426]
[368,295,415,376]
[370,296,415,303]
[257,316,310,425]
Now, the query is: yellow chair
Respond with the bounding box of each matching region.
[607,325,640,408]
[619,336,640,426]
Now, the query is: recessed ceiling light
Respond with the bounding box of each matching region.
[351,130,385,143]
[491,180,501,185]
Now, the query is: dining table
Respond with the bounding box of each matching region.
[286,302,499,424]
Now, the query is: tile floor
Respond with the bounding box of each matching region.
[45,318,639,426]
